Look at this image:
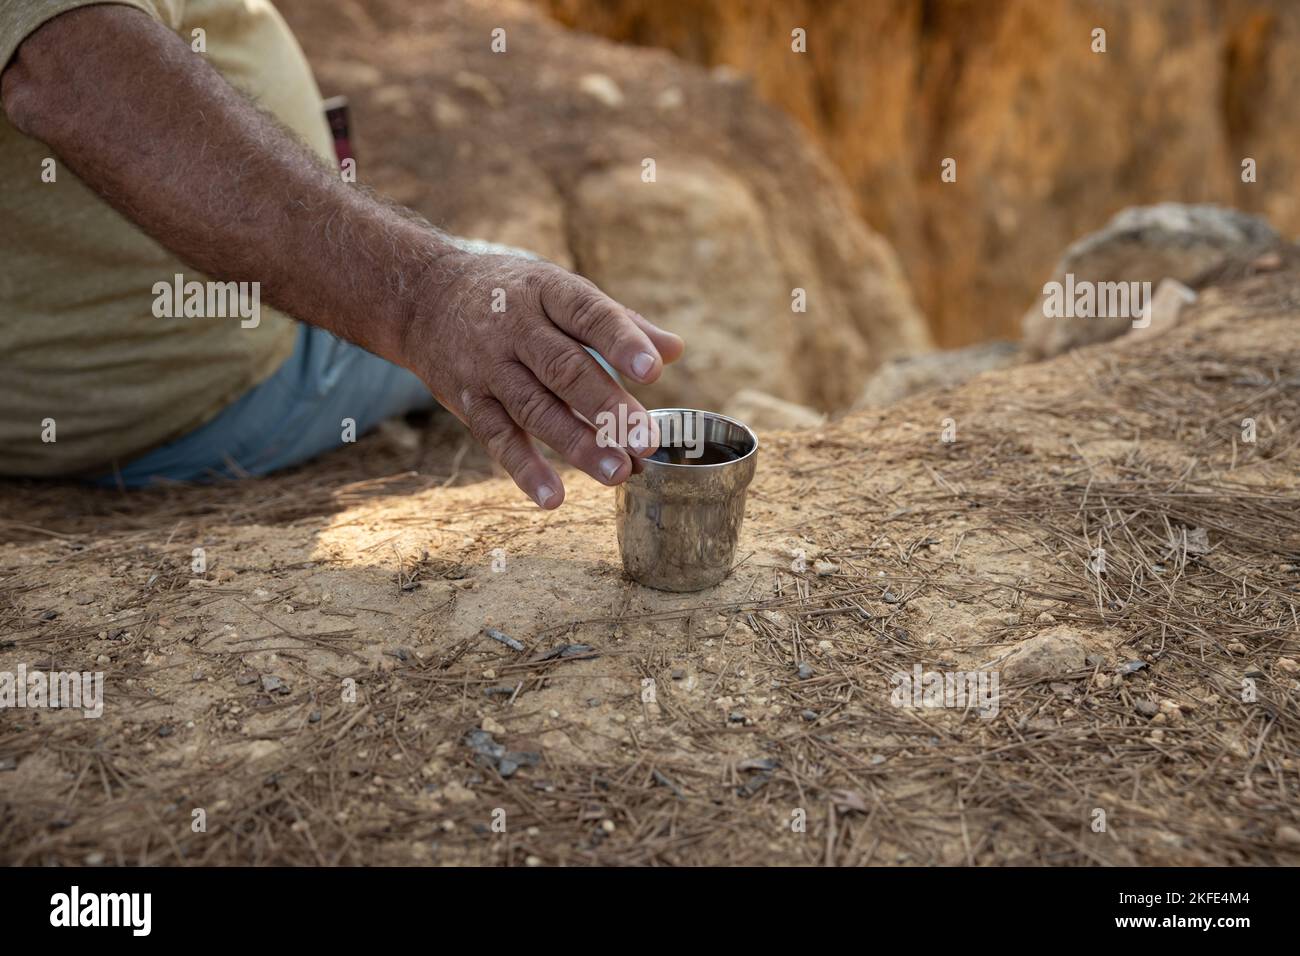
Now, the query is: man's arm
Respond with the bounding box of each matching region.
[0,4,682,507]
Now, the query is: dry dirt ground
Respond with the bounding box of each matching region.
[2,270,1298,866]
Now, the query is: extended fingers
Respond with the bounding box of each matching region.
[490,364,635,485]
[627,309,684,365]
[459,389,564,509]
[538,273,665,385]
[515,329,658,458]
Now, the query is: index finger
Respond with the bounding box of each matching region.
[540,276,664,385]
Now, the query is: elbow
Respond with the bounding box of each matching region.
[1,57,46,138]
[1,16,79,141]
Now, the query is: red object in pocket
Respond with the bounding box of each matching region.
[322,95,354,168]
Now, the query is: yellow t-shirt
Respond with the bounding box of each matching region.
[0,0,334,476]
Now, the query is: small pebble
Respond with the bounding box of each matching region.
[260,674,284,693]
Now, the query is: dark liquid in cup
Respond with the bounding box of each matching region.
[649,442,747,465]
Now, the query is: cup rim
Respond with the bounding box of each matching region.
[642,407,759,470]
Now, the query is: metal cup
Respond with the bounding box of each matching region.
[615,409,759,592]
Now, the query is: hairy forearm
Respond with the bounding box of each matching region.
[0,4,452,364]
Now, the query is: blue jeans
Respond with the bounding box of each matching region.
[91,324,436,487]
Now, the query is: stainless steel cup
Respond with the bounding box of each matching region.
[615,409,758,591]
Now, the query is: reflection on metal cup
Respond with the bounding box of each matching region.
[615,409,758,592]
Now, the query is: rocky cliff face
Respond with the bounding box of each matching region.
[274,0,931,414]
[537,0,1300,346]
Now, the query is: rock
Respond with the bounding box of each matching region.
[795,663,814,680]
[1130,279,1197,342]
[655,86,684,111]
[998,626,1089,680]
[537,2,1300,346]
[260,674,287,694]
[1277,658,1299,674]
[1023,204,1281,358]
[577,73,624,108]
[813,559,838,576]
[722,388,825,432]
[856,342,1021,407]
[1277,825,1300,847]
[280,0,929,414]
[442,781,477,804]
[464,728,539,779]
[452,70,503,109]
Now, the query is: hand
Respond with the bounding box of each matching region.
[403,252,685,508]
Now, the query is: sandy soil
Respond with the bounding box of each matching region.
[2,269,1298,865]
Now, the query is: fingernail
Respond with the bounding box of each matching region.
[631,352,656,380]
[599,455,624,482]
[535,484,559,509]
